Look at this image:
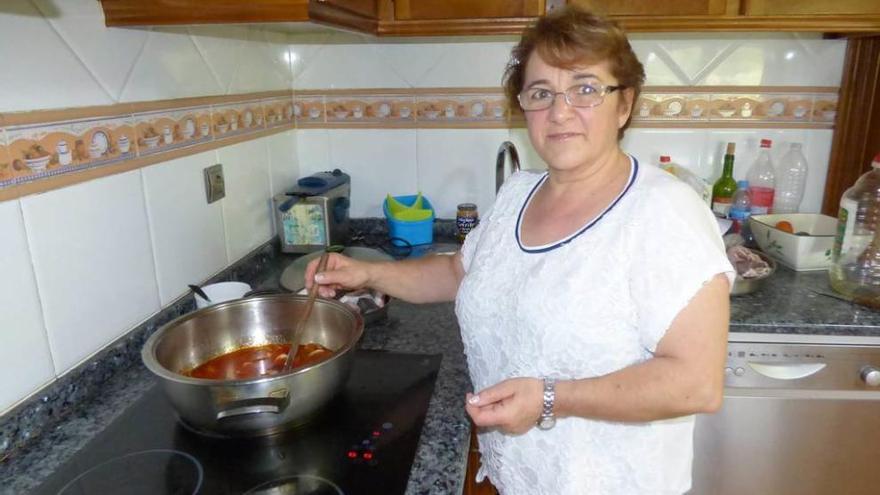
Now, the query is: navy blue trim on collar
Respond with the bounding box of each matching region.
[515,156,640,253]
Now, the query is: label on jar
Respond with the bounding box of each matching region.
[712,198,732,217]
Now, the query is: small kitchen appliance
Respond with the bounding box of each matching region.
[275,169,351,253]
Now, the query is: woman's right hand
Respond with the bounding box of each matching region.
[303,253,374,298]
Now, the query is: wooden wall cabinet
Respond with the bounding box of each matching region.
[393,0,543,20]
[100,0,880,34]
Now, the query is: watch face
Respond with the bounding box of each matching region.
[538,417,556,430]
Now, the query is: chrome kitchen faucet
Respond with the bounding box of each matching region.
[496,141,521,193]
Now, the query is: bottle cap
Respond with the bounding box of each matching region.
[659,156,671,163]
[737,180,749,188]
[760,138,772,148]
[726,142,736,155]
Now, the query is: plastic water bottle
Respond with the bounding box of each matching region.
[729,180,753,243]
[773,143,809,214]
[747,139,776,215]
[830,152,880,300]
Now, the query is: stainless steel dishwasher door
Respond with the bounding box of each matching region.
[688,339,880,495]
[690,390,880,495]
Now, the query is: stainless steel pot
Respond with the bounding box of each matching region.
[142,294,363,437]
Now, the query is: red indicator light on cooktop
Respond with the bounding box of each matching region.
[372,430,381,437]
[363,451,374,460]
[347,450,358,459]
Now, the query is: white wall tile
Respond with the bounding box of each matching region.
[20,171,160,374]
[699,36,847,86]
[218,140,274,261]
[267,130,299,196]
[629,41,689,85]
[622,129,711,178]
[319,130,417,217]
[228,28,292,93]
[288,32,334,82]
[416,41,515,87]
[293,39,409,89]
[267,130,299,235]
[296,129,332,172]
[189,25,250,93]
[142,152,228,305]
[0,200,54,414]
[31,0,149,102]
[375,42,456,87]
[416,130,507,218]
[507,128,548,173]
[119,28,223,102]
[0,1,112,111]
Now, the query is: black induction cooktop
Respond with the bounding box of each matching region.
[33,350,442,495]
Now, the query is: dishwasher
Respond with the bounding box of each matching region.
[690,334,880,495]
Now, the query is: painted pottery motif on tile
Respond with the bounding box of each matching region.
[325,95,415,123]
[134,106,212,155]
[415,94,506,123]
[262,97,294,128]
[5,116,136,185]
[0,137,12,185]
[813,95,838,123]
[294,96,325,126]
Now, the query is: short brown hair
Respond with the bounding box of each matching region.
[502,6,645,139]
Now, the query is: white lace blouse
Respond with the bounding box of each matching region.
[455,157,735,495]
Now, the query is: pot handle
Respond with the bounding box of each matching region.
[216,394,289,420]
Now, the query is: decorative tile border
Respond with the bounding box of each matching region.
[0,86,839,200]
[3,115,137,187]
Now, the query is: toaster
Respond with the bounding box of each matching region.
[274,169,351,253]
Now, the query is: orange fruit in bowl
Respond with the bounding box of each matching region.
[775,220,795,233]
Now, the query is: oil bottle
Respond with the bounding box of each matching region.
[829,152,880,301]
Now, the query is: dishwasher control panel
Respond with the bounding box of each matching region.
[723,342,880,390]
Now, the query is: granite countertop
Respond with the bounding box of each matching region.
[0,249,472,495]
[4,240,880,495]
[729,266,880,338]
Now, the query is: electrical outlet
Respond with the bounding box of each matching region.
[204,164,225,203]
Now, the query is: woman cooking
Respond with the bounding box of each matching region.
[305,6,734,494]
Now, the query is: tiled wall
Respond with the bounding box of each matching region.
[0,0,849,415]
[289,30,846,218]
[0,0,300,414]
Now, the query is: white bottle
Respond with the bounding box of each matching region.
[747,139,776,215]
[772,143,809,214]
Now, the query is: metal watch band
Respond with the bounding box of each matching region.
[537,377,556,430]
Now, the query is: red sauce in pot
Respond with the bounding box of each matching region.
[184,343,334,380]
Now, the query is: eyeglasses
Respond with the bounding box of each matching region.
[517,83,625,111]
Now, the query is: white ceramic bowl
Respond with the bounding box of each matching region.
[25,155,50,171]
[194,281,252,309]
[749,213,837,271]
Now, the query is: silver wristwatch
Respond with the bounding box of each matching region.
[537,377,556,430]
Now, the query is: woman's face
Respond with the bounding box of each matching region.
[522,52,632,172]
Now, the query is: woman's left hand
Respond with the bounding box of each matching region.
[465,377,545,435]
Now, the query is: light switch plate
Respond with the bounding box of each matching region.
[204,164,225,203]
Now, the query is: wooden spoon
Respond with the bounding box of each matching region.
[281,251,330,373]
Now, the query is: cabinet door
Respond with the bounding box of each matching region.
[308,0,379,34]
[569,0,733,16]
[312,0,378,18]
[394,0,544,20]
[744,0,880,16]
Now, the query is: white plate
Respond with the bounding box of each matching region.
[767,101,785,116]
[280,247,394,292]
[91,130,109,155]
